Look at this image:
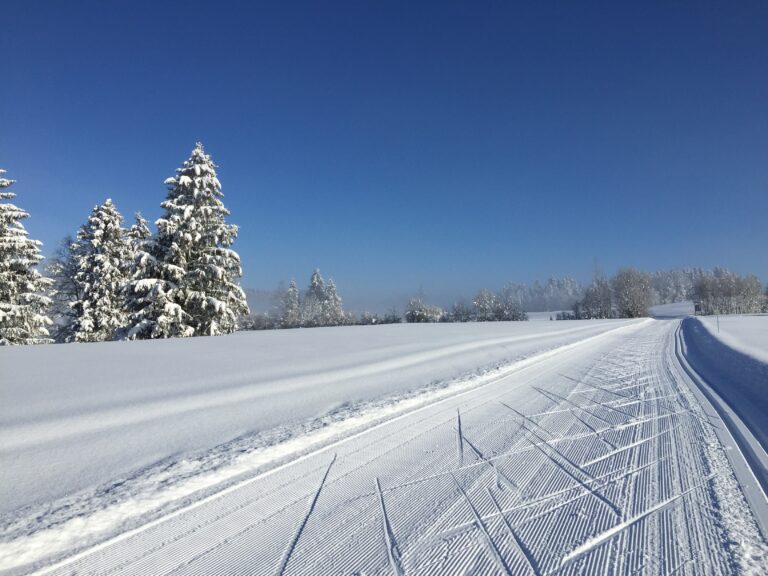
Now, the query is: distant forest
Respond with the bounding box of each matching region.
[243,267,767,329]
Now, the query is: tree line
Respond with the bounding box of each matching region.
[566,267,767,319]
[240,269,354,330]
[0,144,250,345]
[3,148,766,345]
[407,287,529,323]
[692,268,766,315]
[241,283,532,329]
[569,268,654,319]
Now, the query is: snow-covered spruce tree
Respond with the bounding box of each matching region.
[154,143,249,336]
[323,279,345,326]
[127,212,151,248]
[278,279,301,328]
[44,235,82,342]
[0,170,52,345]
[301,269,326,327]
[120,230,193,340]
[70,199,132,342]
[120,211,193,340]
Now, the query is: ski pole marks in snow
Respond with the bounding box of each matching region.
[275,454,337,576]
[559,474,716,568]
[375,477,405,576]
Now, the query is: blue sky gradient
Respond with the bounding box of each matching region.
[2,1,767,309]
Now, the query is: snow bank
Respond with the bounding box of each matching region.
[681,317,768,451]
[696,314,768,364]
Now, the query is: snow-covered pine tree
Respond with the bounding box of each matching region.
[301,269,326,327]
[127,212,151,246]
[120,211,193,340]
[0,170,52,345]
[308,269,325,300]
[70,199,132,342]
[155,143,249,336]
[45,235,82,342]
[278,279,301,328]
[323,279,344,326]
[124,212,152,291]
[120,231,193,340]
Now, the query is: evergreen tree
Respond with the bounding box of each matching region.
[127,212,151,246]
[301,269,326,327]
[0,170,52,345]
[121,233,192,340]
[278,279,301,328]
[307,269,325,300]
[70,199,132,342]
[323,279,344,326]
[154,143,249,336]
[45,235,81,342]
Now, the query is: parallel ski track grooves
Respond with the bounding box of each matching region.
[450,473,512,575]
[29,320,767,576]
[374,477,404,576]
[274,453,336,576]
[461,433,518,492]
[560,474,715,567]
[486,487,539,576]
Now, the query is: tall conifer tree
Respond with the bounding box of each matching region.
[0,170,52,345]
[70,199,131,342]
[155,143,249,336]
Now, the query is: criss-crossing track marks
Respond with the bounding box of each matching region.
[33,321,765,576]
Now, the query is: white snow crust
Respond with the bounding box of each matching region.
[696,314,768,364]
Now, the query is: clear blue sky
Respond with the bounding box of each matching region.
[2,1,767,310]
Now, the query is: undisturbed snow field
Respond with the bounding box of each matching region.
[696,314,768,364]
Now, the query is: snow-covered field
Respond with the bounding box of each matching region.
[1,320,641,570]
[2,318,767,575]
[696,314,768,364]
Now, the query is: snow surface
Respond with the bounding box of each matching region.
[0,321,638,520]
[681,316,768,452]
[696,314,768,364]
[649,301,694,318]
[4,319,766,575]
[525,311,567,321]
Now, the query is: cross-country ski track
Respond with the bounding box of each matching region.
[7,319,768,575]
